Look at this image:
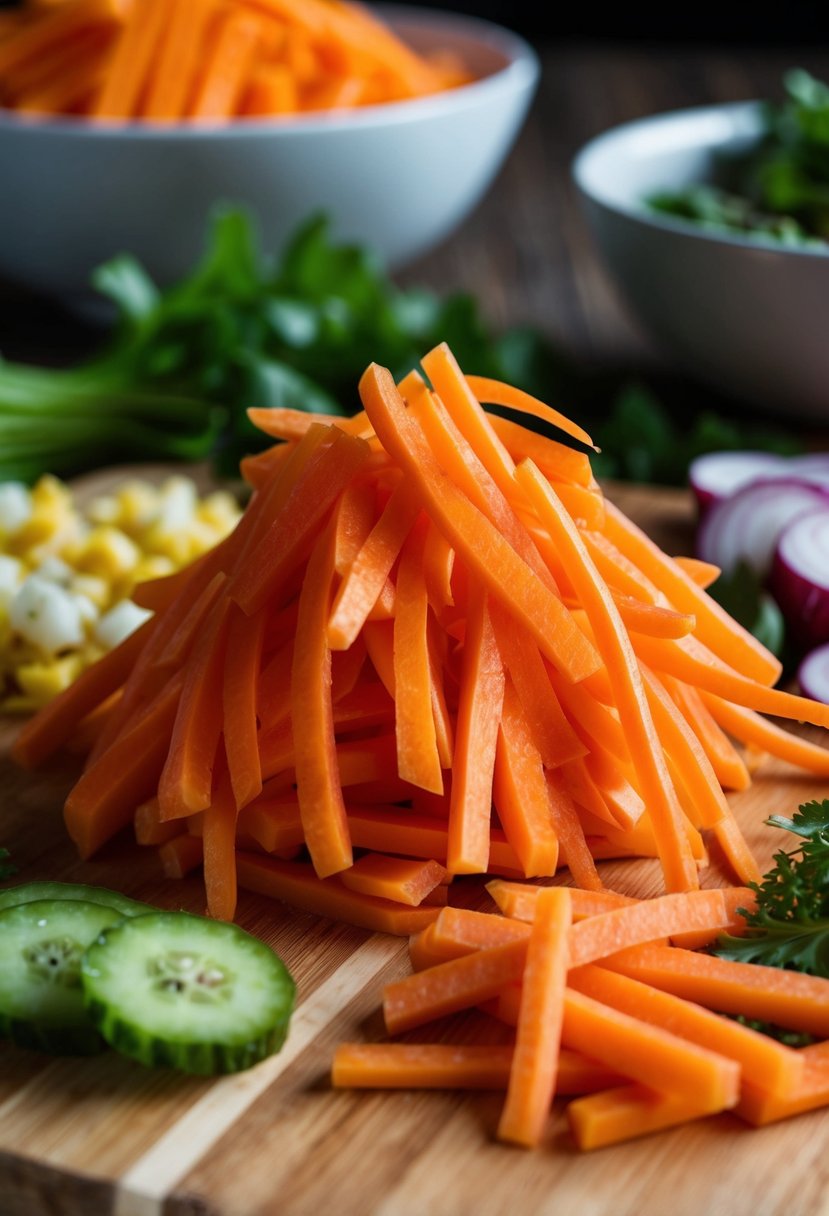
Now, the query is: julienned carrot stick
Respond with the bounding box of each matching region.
[567,1084,718,1151]
[569,965,804,1096]
[464,373,594,450]
[487,413,592,488]
[543,770,604,892]
[143,0,215,120]
[516,463,698,893]
[602,499,782,687]
[486,880,635,923]
[236,852,440,935]
[332,1043,621,1094]
[202,762,239,921]
[291,522,353,878]
[561,988,740,1109]
[358,365,602,684]
[710,811,764,887]
[672,556,721,589]
[189,9,262,120]
[93,0,168,117]
[614,596,696,640]
[661,676,750,792]
[384,940,529,1034]
[737,1043,829,1126]
[393,520,444,796]
[134,797,181,846]
[567,890,745,968]
[493,681,560,877]
[328,480,419,650]
[498,888,571,1146]
[157,596,232,821]
[222,603,266,811]
[700,691,829,776]
[159,832,204,879]
[581,531,661,606]
[447,585,504,873]
[339,854,447,906]
[430,907,531,954]
[604,945,829,1038]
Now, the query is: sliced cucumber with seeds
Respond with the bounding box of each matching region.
[0,899,125,1055]
[82,912,296,1075]
[0,881,150,919]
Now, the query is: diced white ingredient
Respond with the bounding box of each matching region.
[155,478,198,531]
[37,556,75,587]
[0,555,23,609]
[74,594,99,625]
[94,599,152,650]
[10,576,86,653]
[0,483,33,534]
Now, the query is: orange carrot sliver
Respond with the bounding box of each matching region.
[737,1043,829,1126]
[486,880,635,923]
[339,854,447,906]
[493,681,560,878]
[223,603,266,811]
[202,761,238,921]
[384,940,528,1034]
[568,1084,719,1151]
[159,832,204,879]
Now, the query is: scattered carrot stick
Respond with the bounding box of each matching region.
[486,880,635,923]
[567,1083,720,1151]
[339,854,447,906]
[737,1043,829,1126]
[202,761,239,921]
[223,603,266,811]
[661,676,750,791]
[672,556,721,589]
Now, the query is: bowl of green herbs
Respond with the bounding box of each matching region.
[573,70,829,419]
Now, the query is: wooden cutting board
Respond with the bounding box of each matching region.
[1,474,828,1216]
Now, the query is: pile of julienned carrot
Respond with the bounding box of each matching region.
[334,882,829,1148]
[0,0,471,120]
[14,343,829,927]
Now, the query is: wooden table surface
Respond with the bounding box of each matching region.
[4,44,829,401]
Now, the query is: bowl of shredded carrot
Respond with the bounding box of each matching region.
[0,0,538,299]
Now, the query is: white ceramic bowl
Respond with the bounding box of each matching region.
[0,6,538,303]
[573,102,829,420]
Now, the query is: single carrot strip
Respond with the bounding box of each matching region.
[547,668,629,763]
[568,890,745,968]
[426,615,454,771]
[383,940,529,1034]
[237,800,303,854]
[639,664,729,830]
[700,691,829,776]
[422,521,455,612]
[497,888,571,1147]
[487,880,635,923]
[189,10,263,120]
[236,852,440,935]
[222,603,266,811]
[464,374,594,450]
[489,599,586,769]
[711,811,764,887]
[358,364,601,684]
[544,770,604,892]
[333,479,377,574]
[231,427,369,616]
[202,761,238,922]
[291,524,352,878]
[737,1043,829,1126]
[614,595,696,640]
[64,676,183,859]
[331,638,368,702]
[257,638,293,729]
[134,797,181,847]
[239,443,295,491]
[567,1084,719,1151]
[159,833,204,880]
[93,0,169,117]
[430,907,531,955]
[546,483,605,532]
[604,945,829,1038]
[246,407,373,442]
[143,0,215,119]
[561,988,740,1109]
[12,615,154,769]
[339,854,447,906]
[581,752,645,831]
[570,964,804,1097]
[241,64,299,116]
[158,596,233,821]
[603,499,782,686]
[661,677,750,792]
[327,480,419,650]
[635,633,829,730]
[516,462,698,892]
[447,585,504,873]
[487,413,592,487]
[673,556,721,589]
[493,681,560,878]
[393,520,444,795]
[581,531,661,606]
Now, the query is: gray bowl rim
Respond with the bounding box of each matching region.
[572,98,829,262]
[0,4,539,139]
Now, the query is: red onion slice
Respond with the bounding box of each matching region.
[689,451,787,515]
[771,508,829,649]
[798,642,829,705]
[696,479,829,577]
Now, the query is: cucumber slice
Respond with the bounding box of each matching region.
[0,899,125,1055]
[82,912,296,1075]
[0,881,150,919]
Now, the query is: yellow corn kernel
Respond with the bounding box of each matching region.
[75,527,141,580]
[86,495,120,526]
[71,574,111,610]
[140,525,194,565]
[116,481,160,533]
[15,653,83,703]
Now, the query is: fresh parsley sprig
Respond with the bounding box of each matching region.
[714,800,829,977]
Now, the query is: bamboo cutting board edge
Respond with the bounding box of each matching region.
[1,472,828,1216]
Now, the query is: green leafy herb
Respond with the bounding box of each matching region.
[713,800,829,976]
[648,69,829,246]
